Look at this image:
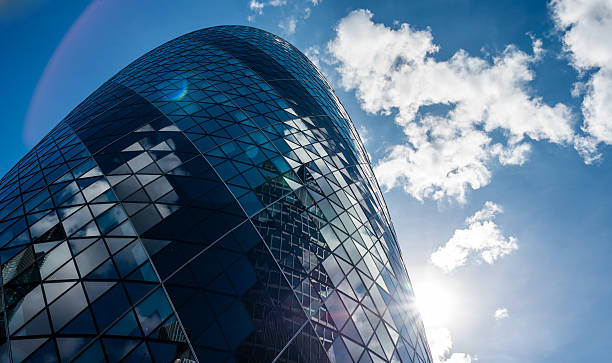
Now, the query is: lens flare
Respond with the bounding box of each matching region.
[168,79,188,100]
[23,0,103,147]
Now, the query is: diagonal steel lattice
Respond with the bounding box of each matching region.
[0,26,432,363]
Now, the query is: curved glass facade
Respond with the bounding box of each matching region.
[0,26,431,362]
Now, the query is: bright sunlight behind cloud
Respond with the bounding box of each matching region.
[431,201,517,272]
[415,278,472,362]
[328,9,578,203]
[426,327,473,363]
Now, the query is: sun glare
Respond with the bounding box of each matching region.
[414,280,456,328]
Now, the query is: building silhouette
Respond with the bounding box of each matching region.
[0,26,432,362]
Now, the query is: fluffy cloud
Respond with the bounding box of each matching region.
[551,0,612,162]
[494,307,510,320]
[431,201,518,272]
[427,327,474,363]
[328,10,575,202]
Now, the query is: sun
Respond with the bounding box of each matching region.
[414,279,456,328]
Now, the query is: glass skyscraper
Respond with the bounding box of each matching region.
[0,26,432,362]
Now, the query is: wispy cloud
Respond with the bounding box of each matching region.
[494,307,510,320]
[247,0,319,34]
[431,201,517,272]
[551,0,612,163]
[304,46,321,68]
[247,0,286,19]
[328,10,576,203]
[249,0,264,14]
[278,16,297,34]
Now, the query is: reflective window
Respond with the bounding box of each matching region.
[0,26,430,363]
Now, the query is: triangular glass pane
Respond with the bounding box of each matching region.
[343,336,365,362]
[47,260,79,281]
[57,337,91,361]
[84,281,117,302]
[44,281,76,303]
[327,336,352,363]
[13,310,51,337]
[108,310,142,337]
[59,308,97,335]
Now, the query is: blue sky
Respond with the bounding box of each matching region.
[1,0,612,362]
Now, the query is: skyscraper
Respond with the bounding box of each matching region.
[0,26,431,362]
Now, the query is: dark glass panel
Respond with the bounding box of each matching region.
[91,283,130,331]
[101,338,140,362]
[59,308,97,335]
[57,337,91,362]
[72,340,106,363]
[0,25,431,363]
[49,283,88,331]
[113,240,148,277]
[134,288,173,335]
[10,338,47,362]
[107,310,141,337]
[217,301,253,349]
[7,285,45,334]
[21,338,57,363]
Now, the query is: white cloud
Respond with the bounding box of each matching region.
[248,0,286,19]
[494,307,510,320]
[427,327,452,362]
[358,125,369,145]
[249,0,264,14]
[304,46,321,68]
[551,0,612,162]
[466,201,502,224]
[551,0,612,70]
[248,0,316,33]
[445,354,474,363]
[303,45,318,62]
[328,10,575,202]
[427,327,474,363]
[279,16,297,34]
[268,0,286,6]
[431,201,518,272]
